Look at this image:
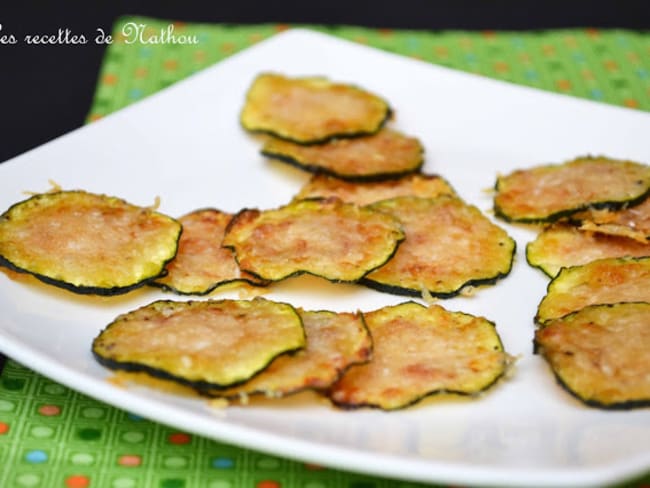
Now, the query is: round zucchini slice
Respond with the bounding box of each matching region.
[536,256,650,324]
[92,297,306,390]
[222,198,405,283]
[361,196,515,298]
[208,309,372,399]
[240,73,391,144]
[535,302,650,409]
[293,173,456,206]
[262,128,423,182]
[328,302,508,410]
[0,190,181,295]
[526,224,650,277]
[494,156,650,223]
[151,208,268,295]
[569,197,650,243]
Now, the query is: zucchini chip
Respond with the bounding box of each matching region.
[494,156,650,223]
[0,190,181,295]
[208,309,372,399]
[526,224,650,277]
[222,198,405,283]
[361,196,515,298]
[535,302,650,409]
[151,209,268,295]
[262,128,423,181]
[328,302,508,410]
[536,256,650,324]
[240,73,391,144]
[293,173,456,206]
[569,197,650,243]
[92,297,306,390]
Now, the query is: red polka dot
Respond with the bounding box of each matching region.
[65,475,90,488]
[118,455,142,466]
[168,432,191,445]
[556,79,572,91]
[624,99,640,109]
[304,462,325,471]
[38,404,61,416]
[257,481,281,488]
[0,422,9,435]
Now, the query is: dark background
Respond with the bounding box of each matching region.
[1,1,649,164]
[0,1,649,371]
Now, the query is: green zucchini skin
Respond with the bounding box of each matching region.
[359,269,515,299]
[247,108,393,147]
[222,199,405,284]
[493,156,650,224]
[359,196,516,298]
[0,255,171,296]
[495,190,650,225]
[239,73,393,145]
[92,298,306,391]
[534,302,650,410]
[260,139,422,183]
[0,191,182,296]
[328,301,509,411]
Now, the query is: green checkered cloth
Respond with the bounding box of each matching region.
[1,17,649,488]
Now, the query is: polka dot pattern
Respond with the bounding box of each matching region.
[2,19,650,487]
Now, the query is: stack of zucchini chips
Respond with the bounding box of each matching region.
[2,73,648,412]
[494,156,650,408]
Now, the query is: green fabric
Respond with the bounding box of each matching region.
[2,16,650,488]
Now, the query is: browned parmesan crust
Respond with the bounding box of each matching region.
[262,128,424,181]
[151,208,268,295]
[328,302,508,410]
[494,156,650,223]
[361,196,515,298]
[92,297,306,390]
[240,73,391,144]
[534,302,650,409]
[536,256,650,324]
[526,224,650,277]
[207,309,372,399]
[569,197,650,243]
[222,198,405,283]
[0,190,181,295]
[293,173,456,206]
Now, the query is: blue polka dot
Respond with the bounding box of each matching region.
[590,89,604,100]
[571,52,586,63]
[127,413,144,421]
[525,69,539,80]
[637,69,649,80]
[211,457,234,469]
[128,88,144,100]
[25,450,48,464]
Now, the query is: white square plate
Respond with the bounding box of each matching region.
[1,29,649,488]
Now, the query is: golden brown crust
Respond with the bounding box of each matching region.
[536,256,650,324]
[294,173,456,206]
[222,198,405,283]
[362,196,515,297]
[328,302,507,410]
[92,298,305,389]
[152,208,268,295]
[262,128,423,181]
[494,156,650,223]
[0,190,181,295]
[526,224,650,277]
[535,302,650,409]
[209,309,372,398]
[240,73,390,144]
